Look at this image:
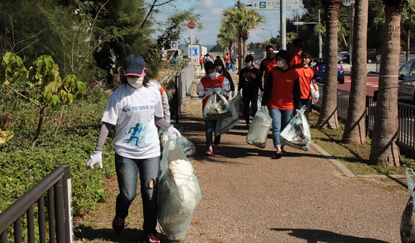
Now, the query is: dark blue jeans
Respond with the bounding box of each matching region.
[205,120,221,147]
[114,153,160,235]
[269,108,293,147]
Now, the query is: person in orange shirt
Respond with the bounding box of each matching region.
[196,61,231,156]
[295,51,319,120]
[290,38,304,68]
[262,50,301,159]
[224,53,231,71]
[260,45,278,87]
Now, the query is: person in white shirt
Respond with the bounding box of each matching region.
[86,54,181,243]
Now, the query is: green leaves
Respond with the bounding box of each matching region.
[0,129,14,145]
[0,53,27,85]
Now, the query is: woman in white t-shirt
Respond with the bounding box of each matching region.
[86,54,181,243]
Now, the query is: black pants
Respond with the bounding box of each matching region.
[243,93,259,125]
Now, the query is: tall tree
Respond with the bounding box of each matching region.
[317,0,343,129]
[401,0,415,61]
[342,0,369,144]
[222,3,264,72]
[369,0,409,166]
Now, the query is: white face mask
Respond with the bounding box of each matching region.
[216,66,222,71]
[127,76,144,88]
[246,62,252,67]
[208,72,216,80]
[277,60,285,66]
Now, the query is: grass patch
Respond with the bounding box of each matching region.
[308,111,415,176]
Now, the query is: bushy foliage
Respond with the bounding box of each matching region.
[0,88,116,216]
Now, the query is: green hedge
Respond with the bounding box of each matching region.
[0,88,117,217]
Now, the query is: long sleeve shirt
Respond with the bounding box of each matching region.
[238,67,263,96]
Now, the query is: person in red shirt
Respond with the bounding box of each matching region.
[262,50,301,159]
[224,53,231,71]
[199,54,204,70]
[290,38,304,68]
[260,45,278,87]
[295,51,319,120]
[196,62,231,156]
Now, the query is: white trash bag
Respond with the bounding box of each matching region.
[203,89,231,120]
[215,95,242,135]
[246,109,272,148]
[158,139,202,240]
[401,168,415,243]
[280,105,311,151]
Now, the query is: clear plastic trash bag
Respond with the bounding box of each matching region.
[159,129,196,157]
[280,105,311,151]
[310,83,319,104]
[215,95,242,135]
[203,89,231,120]
[400,168,415,243]
[158,139,202,240]
[246,109,272,148]
[232,93,244,118]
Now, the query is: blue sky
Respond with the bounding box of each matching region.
[154,0,302,46]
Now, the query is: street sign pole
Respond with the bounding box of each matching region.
[280,0,286,50]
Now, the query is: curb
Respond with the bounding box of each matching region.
[311,141,357,178]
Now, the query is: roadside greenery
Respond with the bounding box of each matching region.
[0,88,115,217]
[309,112,415,175]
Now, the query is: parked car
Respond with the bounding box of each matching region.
[338,48,378,64]
[398,59,415,105]
[310,58,345,84]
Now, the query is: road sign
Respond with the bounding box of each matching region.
[252,0,300,10]
[187,21,195,29]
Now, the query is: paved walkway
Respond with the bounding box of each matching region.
[173,72,409,243]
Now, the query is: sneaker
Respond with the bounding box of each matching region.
[205,149,213,156]
[112,216,125,234]
[213,146,220,154]
[145,233,160,243]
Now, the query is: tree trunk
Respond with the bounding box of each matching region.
[31,105,46,149]
[369,0,407,166]
[406,28,411,62]
[238,36,243,73]
[317,1,341,129]
[54,104,65,136]
[342,0,368,144]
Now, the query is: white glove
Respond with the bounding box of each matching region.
[87,151,103,169]
[167,126,181,141]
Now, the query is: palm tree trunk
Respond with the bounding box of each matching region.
[317,1,341,129]
[238,36,243,73]
[342,0,368,144]
[406,28,411,62]
[369,0,407,166]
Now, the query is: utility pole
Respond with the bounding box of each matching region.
[280,0,286,50]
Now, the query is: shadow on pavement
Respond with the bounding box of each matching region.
[270,228,389,243]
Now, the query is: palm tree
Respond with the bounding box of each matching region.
[401,0,415,61]
[316,0,343,129]
[217,23,237,58]
[369,0,409,166]
[222,3,264,72]
[342,0,369,144]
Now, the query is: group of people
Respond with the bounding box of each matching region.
[200,53,237,73]
[85,38,320,242]
[197,38,319,158]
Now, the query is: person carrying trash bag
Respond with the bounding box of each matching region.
[261,50,301,159]
[157,139,202,241]
[196,61,231,156]
[86,54,181,243]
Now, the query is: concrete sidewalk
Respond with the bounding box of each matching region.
[176,73,408,242]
